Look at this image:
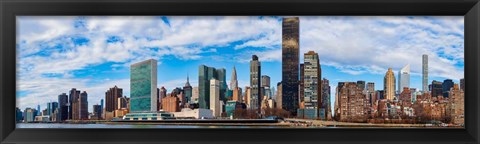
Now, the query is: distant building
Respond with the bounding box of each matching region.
[299,63,304,105]
[460,78,465,92]
[230,66,239,90]
[282,17,300,115]
[244,86,251,108]
[183,75,193,104]
[198,65,226,109]
[232,87,243,103]
[68,88,80,120]
[162,95,180,113]
[321,78,331,120]
[192,87,199,103]
[384,68,396,100]
[118,96,129,109]
[261,75,270,88]
[24,108,37,123]
[130,59,158,112]
[210,79,221,117]
[276,82,283,109]
[173,108,214,119]
[357,80,366,91]
[399,87,411,103]
[431,80,443,97]
[367,82,375,105]
[250,55,261,110]
[105,86,123,113]
[299,51,322,119]
[398,64,410,93]
[79,91,89,120]
[16,107,23,123]
[93,104,102,120]
[336,82,367,122]
[449,84,464,125]
[225,101,243,117]
[442,79,454,98]
[422,54,428,92]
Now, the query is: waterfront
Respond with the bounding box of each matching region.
[16,123,297,128]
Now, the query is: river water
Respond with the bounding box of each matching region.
[16,123,296,128]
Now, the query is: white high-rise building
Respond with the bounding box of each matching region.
[422,54,428,93]
[398,64,410,93]
[210,79,220,117]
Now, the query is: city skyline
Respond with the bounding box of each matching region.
[16,16,464,113]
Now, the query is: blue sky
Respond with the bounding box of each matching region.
[16,16,464,113]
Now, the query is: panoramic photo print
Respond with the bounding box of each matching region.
[16,16,465,128]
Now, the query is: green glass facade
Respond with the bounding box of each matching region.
[130,59,157,112]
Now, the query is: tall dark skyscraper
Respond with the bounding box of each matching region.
[460,78,465,92]
[105,86,123,113]
[68,88,80,120]
[250,55,261,110]
[431,80,443,97]
[79,91,88,120]
[58,93,68,121]
[442,79,454,98]
[198,65,226,109]
[282,17,300,115]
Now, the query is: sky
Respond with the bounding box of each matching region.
[16,16,464,113]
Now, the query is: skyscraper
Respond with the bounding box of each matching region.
[422,54,428,92]
[299,63,305,105]
[79,91,88,120]
[276,82,283,109]
[367,82,375,105]
[261,75,270,88]
[130,59,158,112]
[93,104,102,119]
[431,80,443,97]
[398,64,410,93]
[58,93,68,121]
[321,78,331,120]
[282,17,300,115]
[68,88,80,120]
[250,55,261,110]
[384,68,396,100]
[302,51,322,119]
[230,66,238,90]
[460,78,465,92]
[216,68,227,103]
[198,65,222,109]
[192,87,199,103]
[210,79,221,117]
[442,79,454,98]
[105,86,123,113]
[357,81,366,91]
[183,74,193,104]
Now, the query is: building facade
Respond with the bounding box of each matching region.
[130,59,158,112]
[250,55,261,110]
[422,54,428,92]
[198,65,226,109]
[300,51,322,119]
[105,86,123,113]
[210,79,221,117]
[384,68,396,100]
[282,17,300,115]
[398,64,410,93]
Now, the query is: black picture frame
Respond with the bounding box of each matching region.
[1,0,479,143]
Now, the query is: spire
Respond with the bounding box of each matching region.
[185,73,191,87]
